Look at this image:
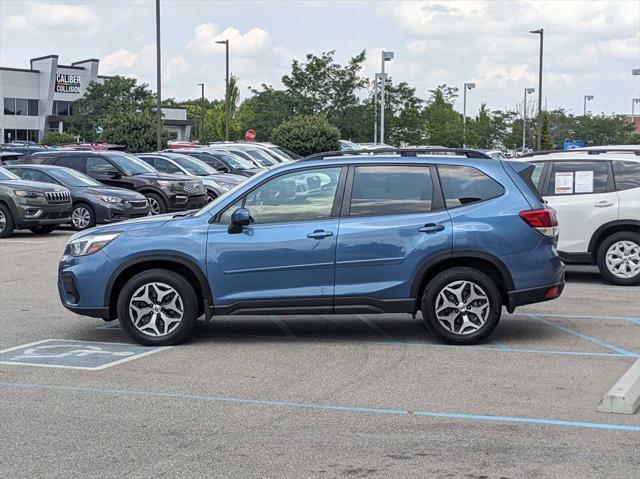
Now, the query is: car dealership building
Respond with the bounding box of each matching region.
[0,55,191,143]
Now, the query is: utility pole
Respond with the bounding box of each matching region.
[155,0,162,150]
[380,51,394,144]
[522,88,535,153]
[216,39,230,141]
[373,74,378,144]
[530,28,543,150]
[583,95,594,116]
[197,83,205,143]
[462,82,475,148]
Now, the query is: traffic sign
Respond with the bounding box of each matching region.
[245,129,256,142]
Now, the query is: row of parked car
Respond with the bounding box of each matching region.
[0,141,300,236]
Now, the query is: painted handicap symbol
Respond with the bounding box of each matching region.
[10,344,135,361]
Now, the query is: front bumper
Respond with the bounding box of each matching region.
[167,194,207,212]
[94,201,149,224]
[15,201,71,227]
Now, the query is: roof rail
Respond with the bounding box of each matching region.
[301,148,492,162]
[521,149,640,158]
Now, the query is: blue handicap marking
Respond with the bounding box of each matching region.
[0,339,169,370]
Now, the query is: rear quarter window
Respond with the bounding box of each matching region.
[438,165,504,208]
[612,160,640,191]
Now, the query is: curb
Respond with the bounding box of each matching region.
[597,359,640,415]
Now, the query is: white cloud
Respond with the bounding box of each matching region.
[165,56,189,82]
[597,36,639,59]
[473,55,536,91]
[187,24,271,56]
[3,2,100,33]
[101,49,138,73]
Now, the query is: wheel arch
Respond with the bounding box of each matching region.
[411,251,515,312]
[105,253,213,321]
[588,220,640,256]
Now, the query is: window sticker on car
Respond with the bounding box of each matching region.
[575,170,594,193]
[555,171,573,194]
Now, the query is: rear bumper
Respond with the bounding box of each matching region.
[507,276,565,313]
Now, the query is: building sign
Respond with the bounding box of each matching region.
[55,74,81,94]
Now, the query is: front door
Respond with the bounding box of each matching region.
[335,165,452,311]
[207,166,344,314]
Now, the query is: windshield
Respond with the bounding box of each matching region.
[245,149,278,167]
[270,146,301,160]
[0,168,20,180]
[171,155,217,176]
[211,151,255,170]
[49,168,101,187]
[108,153,157,175]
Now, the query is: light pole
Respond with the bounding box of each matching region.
[197,83,205,143]
[373,73,381,144]
[155,0,162,150]
[632,98,640,121]
[380,50,394,144]
[216,39,230,141]
[583,95,594,116]
[462,82,475,148]
[530,28,543,150]
[522,88,535,153]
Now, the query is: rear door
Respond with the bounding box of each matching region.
[334,164,451,310]
[542,160,618,253]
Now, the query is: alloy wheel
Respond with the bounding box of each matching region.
[434,280,490,335]
[128,282,184,337]
[147,197,161,215]
[606,240,640,279]
[71,207,91,230]
[0,211,5,232]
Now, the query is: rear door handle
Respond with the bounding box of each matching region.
[418,223,445,233]
[307,230,334,239]
[594,201,614,208]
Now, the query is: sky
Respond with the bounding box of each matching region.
[1,0,639,117]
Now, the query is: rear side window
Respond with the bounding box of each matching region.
[612,160,640,191]
[547,161,610,195]
[438,165,504,208]
[53,156,85,172]
[349,165,433,216]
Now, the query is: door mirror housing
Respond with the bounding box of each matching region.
[218,166,230,174]
[108,170,122,179]
[228,207,250,234]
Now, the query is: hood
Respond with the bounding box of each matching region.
[72,212,175,239]
[0,179,69,193]
[84,186,146,200]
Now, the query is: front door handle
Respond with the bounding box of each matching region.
[307,229,334,239]
[594,200,614,208]
[418,223,445,233]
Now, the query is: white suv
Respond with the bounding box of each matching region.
[526,150,640,285]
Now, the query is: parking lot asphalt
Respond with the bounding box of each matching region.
[1,231,639,479]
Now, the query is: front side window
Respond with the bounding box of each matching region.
[349,165,434,217]
[20,169,56,184]
[87,157,118,176]
[439,165,505,208]
[171,156,216,175]
[612,160,640,191]
[547,161,610,195]
[244,167,342,224]
[0,168,21,180]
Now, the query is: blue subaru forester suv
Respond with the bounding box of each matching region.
[58,149,564,346]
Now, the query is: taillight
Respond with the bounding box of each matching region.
[519,208,559,240]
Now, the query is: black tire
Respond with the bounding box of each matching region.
[29,225,57,234]
[0,204,14,238]
[117,269,198,346]
[206,190,218,203]
[421,267,502,345]
[145,193,166,215]
[596,231,640,286]
[71,202,96,231]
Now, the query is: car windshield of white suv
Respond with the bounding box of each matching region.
[172,156,217,176]
[49,168,102,187]
[0,168,21,180]
[245,149,278,167]
[108,153,157,175]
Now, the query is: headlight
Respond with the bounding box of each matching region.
[95,194,123,204]
[14,190,44,198]
[68,232,120,256]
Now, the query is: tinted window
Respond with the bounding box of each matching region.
[15,98,28,116]
[28,99,38,116]
[3,98,16,115]
[154,158,182,174]
[548,161,610,195]
[244,167,341,224]
[439,165,504,208]
[0,168,21,180]
[349,165,433,217]
[54,156,85,172]
[86,157,118,175]
[49,168,101,187]
[20,169,56,184]
[612,160,640,191]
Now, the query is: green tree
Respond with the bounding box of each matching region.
[381,81,427,146]
[468,102,492,148]
[100,110,173,152]
[40,131,78,145]
[423,85,463,147]
[236,86,294,141]
[270,114,340,156]
[539,112,554,150]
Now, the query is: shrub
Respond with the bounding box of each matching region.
[40,131,78,145]
[270,114,340,157]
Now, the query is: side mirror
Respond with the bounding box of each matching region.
[108,170,122,179]
[228,207,250,234]
[218,166,230,173]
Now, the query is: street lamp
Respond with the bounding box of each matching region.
[583,95,594,116]
[632,98,640,121]
[523,87,535,153]
[373,73,383,144]
[462,82,475,148]
[380,50,394,144]
[530,28,544,150]
[215,39,230,141]
[155,0,162,150]
[197,83,205,143]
